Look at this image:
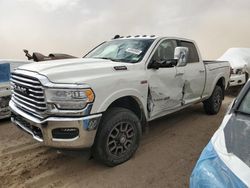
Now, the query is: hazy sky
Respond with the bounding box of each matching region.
[0,0,250,59]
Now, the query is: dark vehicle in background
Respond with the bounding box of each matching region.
[190,80,250,188]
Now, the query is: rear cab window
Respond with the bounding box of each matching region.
[179,41,200,63]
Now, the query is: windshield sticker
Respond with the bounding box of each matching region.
[125,48,142,55]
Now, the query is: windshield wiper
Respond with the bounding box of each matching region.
[235,110,250,116]
[92,57,120,62]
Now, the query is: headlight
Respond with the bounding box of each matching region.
[45,88,94,110]
[236,68,245,75]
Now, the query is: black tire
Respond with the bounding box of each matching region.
[92,107,142,166]
[203,85,223,115]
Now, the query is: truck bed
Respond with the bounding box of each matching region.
[202,60,230,99]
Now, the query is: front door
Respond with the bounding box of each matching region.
[147,39,184,119]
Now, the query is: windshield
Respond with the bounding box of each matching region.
[224,87,250,167]
[238,90,250,114]
[224,113,250,167]
[85,39,155,63]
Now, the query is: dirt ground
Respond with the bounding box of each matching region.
[0,92,239,188]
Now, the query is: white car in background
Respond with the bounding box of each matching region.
[0,59,31,119]
[219,48,250,87]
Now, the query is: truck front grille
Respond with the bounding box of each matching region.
[10,73,46,119]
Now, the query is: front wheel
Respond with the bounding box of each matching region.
[92,107,142,166]
[203,85,223,115]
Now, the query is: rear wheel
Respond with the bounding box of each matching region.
[92,107,141,166]
[203,85,223,115]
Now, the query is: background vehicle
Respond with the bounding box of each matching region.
[190,79,250,188]
[23,49,76,62]
[0,50,78,119]
[0,60,31,119]
[10,35,230,166]
[219,48,250,86]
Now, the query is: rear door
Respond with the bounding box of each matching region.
[147,39,184,119]
[176,41,206,104]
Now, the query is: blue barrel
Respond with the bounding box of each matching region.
[0,63,11,83]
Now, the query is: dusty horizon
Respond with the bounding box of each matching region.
[0,0,250,60]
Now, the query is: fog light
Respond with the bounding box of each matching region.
[52,128,79,139]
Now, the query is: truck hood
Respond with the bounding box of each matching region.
[18,58,131,83]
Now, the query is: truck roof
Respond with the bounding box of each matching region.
[111,35,196,43]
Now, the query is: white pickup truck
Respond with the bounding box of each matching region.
[10,36,230,166]
[219,48,250,87]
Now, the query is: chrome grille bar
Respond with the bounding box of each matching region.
[13,92,46,105]
[10,73,47,118]
[11,98,44,119]
[13,95,46,110]
[11,75,40,85]
[10,78,43,89]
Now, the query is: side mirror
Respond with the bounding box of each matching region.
[174,47,189,67]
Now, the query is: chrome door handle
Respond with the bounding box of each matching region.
[199,70,205,73]
[176,73,184,76]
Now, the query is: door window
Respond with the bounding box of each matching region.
[152,40,177,62]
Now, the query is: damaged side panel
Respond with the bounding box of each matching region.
[147,70,184,119]
[147,67,203,119]
[181,80,196,104]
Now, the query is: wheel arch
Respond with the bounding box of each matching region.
[216,77,226,99]
[99,95,148,132]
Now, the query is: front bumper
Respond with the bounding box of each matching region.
[230,74,246,86]
[10,100,102,149]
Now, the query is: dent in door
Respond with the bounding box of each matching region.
[147,87,170,112]
[147,85,181,117]
[181,80,195,104]
[147,78,195,117]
